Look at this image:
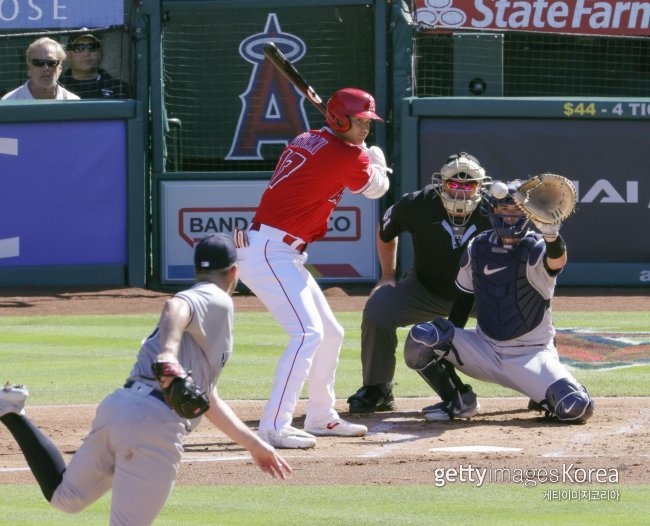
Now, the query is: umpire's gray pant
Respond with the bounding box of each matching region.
[361,271,453,388]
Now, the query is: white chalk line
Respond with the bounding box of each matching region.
[543,407,649,458]
[3,398,648,471]
[360,434,420,458]
[0,467,31,474]
[430,445,522,453]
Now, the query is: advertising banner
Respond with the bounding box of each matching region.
[414,0,650,37]
[418,116,650,284]
[0,120,127,267]
[0,0,123,30]
[160,180,378,284]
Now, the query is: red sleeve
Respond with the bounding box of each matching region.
[338,146,372,194]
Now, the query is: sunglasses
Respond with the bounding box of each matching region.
[446,180,478,191]
[70,42,101,52]
[30,59,61,68]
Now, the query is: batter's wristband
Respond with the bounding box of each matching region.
[545,234,566,259]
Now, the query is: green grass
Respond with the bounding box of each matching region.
[0,310,647,525]
[0,484,647,526]
[0,311,648,404]
[0,314,154,403]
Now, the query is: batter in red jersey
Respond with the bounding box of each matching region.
[235,88,391,448]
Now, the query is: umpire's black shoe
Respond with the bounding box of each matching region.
[347,385,395,413]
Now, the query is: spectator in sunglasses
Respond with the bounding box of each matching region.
[2,37,79,100]
[60,34,130,99]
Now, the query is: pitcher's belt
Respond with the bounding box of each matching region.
[124,380,166,405]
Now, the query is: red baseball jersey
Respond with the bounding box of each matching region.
[253,127,373,242]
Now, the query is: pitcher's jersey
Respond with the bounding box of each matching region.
[253,127,374,242]
[127,282,233,428]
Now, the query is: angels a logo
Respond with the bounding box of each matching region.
[226,14,310,160]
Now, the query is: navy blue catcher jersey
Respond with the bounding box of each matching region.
[379,185,491,300]
[456,231,559,348]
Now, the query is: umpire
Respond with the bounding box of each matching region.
[348,152,492,412]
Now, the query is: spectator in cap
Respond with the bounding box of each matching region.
[2,37,79,100]
[60,34,130,99]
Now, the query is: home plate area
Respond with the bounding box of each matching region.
[0,397,648,487]
[175,396,649,486]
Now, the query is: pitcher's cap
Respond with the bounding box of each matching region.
[194,234,237,271]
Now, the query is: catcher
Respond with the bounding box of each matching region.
[0,234,291,525]
[403,175,595,424]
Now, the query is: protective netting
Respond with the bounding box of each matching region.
[161,5,376,173]
[413,28,650,98]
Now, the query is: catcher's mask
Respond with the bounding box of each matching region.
[432,152,490,227]
[326,88,383,133]
[482,180,530,246]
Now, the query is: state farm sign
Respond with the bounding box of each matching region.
[415,0,650,36]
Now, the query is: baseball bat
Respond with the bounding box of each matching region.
[263,42,327,116]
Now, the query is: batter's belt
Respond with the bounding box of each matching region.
[249,222,307,253]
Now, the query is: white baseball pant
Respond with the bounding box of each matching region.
[236,224,344,431]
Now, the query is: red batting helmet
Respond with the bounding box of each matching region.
[325,88,383,133]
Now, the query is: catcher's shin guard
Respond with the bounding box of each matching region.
[417,359,471,404]
[545,378,594,424]
[403,319,455,371]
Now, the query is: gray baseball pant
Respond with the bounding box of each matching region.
[361,271,452,388]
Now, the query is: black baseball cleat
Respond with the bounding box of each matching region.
[527,399,546,412]
[422,389,479,421]
[347,385,395,413]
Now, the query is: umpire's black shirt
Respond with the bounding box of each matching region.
[379,184,492,300]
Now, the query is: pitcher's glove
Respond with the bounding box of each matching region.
[152,360,210,419]
[513,173,577,237]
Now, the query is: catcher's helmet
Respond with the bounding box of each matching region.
[482,180,530,246]
[326,88,383,133]
[432,152,490,227]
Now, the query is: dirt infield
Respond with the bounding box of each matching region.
[2,397,648,487]
[0,284,648,316]
[0,286,649,488]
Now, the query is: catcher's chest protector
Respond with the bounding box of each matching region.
[470,234,549,341]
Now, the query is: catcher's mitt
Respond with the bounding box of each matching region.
[512,173,577,225]
[152,360,210,419]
